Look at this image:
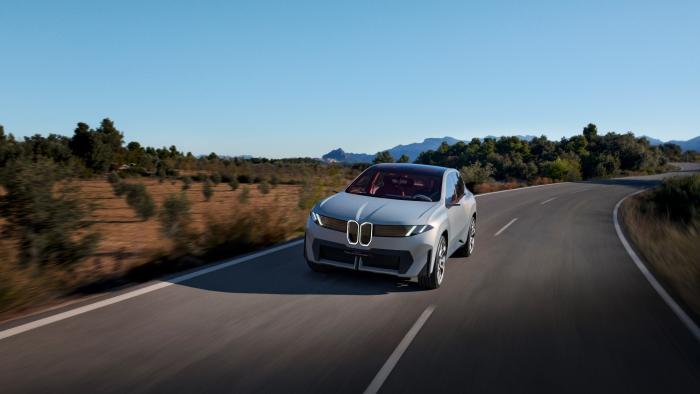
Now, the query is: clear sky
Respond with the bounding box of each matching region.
[1,0,698,158]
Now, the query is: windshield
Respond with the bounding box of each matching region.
[346,167,443,202]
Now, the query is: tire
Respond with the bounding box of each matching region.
[455,216,476,257]
[418,235,447,289]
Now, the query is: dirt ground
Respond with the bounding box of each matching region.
[76,179,303,278]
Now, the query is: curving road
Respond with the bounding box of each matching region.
[1,165,699,393]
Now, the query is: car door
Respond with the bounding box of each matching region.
[444,171,469,253]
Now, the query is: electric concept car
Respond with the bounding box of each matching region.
[304,163,477,289]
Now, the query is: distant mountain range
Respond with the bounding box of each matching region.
[321,135,536,163]
[322,134,699,164]
[642,136,700,152]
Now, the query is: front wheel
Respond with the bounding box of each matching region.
[418,235,447,289]
[455,216,476,257]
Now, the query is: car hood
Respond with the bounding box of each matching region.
[316,192,440,225]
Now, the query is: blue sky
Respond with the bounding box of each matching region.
[1,0,698,158]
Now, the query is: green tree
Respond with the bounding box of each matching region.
[373,150,395,164]
[398,154,410,163]
[228,178,240,191]
[460,163,495,189]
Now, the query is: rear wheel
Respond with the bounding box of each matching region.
[418,235,447,289]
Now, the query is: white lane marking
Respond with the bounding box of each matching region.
[540,197,557,205]
[364,305,436,394]
[0,239,304,341]
[494,218,518,236]
[613,190,700,342]
[474,182,569,198]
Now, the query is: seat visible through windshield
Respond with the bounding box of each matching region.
[346,168,442,202]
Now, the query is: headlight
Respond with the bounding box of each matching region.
[373,224,433,237]
[403,225,433,236]
[310,210,323,226]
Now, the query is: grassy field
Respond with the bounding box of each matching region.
[620,189,700,320]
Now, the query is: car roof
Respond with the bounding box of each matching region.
[371,163,452,176]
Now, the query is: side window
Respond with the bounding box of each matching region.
[444,172,457,204]
[455,173,466,199]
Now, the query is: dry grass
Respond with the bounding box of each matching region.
[620,192,700,319]
[0,178,311,320]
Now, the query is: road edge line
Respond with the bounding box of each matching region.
[613,190,700,342]
[0,239,304,341]
[474,181,569,198]
[364,305,436,394]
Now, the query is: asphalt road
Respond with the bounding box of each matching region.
[1,165,699,393]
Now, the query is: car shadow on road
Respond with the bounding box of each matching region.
[170,250,422,296]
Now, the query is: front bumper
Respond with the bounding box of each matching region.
[304,218,436,278]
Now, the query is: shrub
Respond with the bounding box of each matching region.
[181,176,192,190]
[210,172,222,185]
[542,158,582,181]
[237,174,251,184]
[298,178,322,209]
[200,209,289,259]
[159,193,194,253]
[258,181,271,194]
[107,172,121,184]
[0,159,99,266]
[238,188,250,203]
[270,174,279,186]
[649,175,700,224]
[460,163,494,190]
[112,181,128,196]
[193,173,208,182]
[229,178,240,191]
[123,183,155,220]
[253,176,263,183]
[221,173,234,183]
[202,179,214,201]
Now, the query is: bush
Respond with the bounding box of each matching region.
[0,159,99,266]
[123,183,155,220]
[229,178,240,191]
[181,176,192,190]
[112,181,128,196]
[649,175,700,224]
[210,172,222,185]
[193,173,208,182]
[159,193,194,253]
[238,188,250,203]
[237,174,251,184]
[270,174,279,186]
[542,158,582,181]
[221,173,234,183]
[253,176,263,184]
[200,209,289,259]
[202,179,214,201]
[107,172,121,184]
[258,181,271,195]
[460,163,494,190]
